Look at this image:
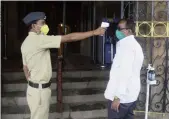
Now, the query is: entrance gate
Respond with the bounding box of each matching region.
[122,1,169,113]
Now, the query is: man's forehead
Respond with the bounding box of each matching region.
[118,22,126,28]
[37,19,46,23]
[118,23,126,28]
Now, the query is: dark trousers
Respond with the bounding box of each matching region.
[108,100,136,119]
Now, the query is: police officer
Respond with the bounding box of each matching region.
[21,12,105,119]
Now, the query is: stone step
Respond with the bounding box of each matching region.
[2,71,109,81]
[2,88,104,97]
[2,77,108,84]
[3,81,107,92]
[1,71,110,119]
[3,102,166,119]
[134,112,169,119]
[2,102,107,114]
[2,109,107,119]
[2,101,107,119]
[4,111,165,119]
[2,93,106,106]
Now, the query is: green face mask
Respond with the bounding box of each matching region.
[115,30,126,40]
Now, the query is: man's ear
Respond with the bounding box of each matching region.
[31,24,35,29]
[129,29,132,33]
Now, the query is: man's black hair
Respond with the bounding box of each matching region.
[118,19,136,33]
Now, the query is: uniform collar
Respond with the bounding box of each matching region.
[29,32,38,35]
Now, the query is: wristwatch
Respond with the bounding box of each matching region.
[114,96,120,100]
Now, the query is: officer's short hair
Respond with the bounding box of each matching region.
[118,19,135,33]
[28,20,38,31]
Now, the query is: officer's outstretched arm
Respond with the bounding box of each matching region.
[38,27,105,49]
[61,27,105,43]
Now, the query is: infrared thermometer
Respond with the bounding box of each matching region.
[100,21,109,36]
[101,22,110,28]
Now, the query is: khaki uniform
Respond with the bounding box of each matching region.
[21,32,61,119]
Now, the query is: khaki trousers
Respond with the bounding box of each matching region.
[26,85,51,119]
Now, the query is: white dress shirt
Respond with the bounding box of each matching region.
[104,35,144,103]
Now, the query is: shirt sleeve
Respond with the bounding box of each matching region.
[104,45,135,101]
[39,35,61,49]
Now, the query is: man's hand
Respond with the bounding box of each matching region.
[111,98,120,112]
[93,27,106,36]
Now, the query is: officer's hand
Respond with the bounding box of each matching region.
[26,72,30,80]
[93,27,106,36]
[111,99,120,112]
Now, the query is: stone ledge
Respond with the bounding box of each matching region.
[2,71,109,81]
[2,102,107,114]
[2,94,106,106]
[134,111,169,119]
[3,81,107,92]
[2,77,108,84]
[2,88,105,97]
[2,109,107,119]
[3,110,168,119]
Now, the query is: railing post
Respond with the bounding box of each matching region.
[57,1,66,113]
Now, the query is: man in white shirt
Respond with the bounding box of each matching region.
[104,19,144,119]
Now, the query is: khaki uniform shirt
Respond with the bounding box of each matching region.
[21,32,61,83]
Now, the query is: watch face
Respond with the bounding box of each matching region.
[114,96,118,99]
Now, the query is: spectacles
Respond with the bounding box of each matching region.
[117,27,130,31]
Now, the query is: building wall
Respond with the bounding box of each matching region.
[3,2,20,57]
[80,1,121,61]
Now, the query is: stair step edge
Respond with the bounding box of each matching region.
[2,109,107,119]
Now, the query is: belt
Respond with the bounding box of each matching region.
[28,81,51,89]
